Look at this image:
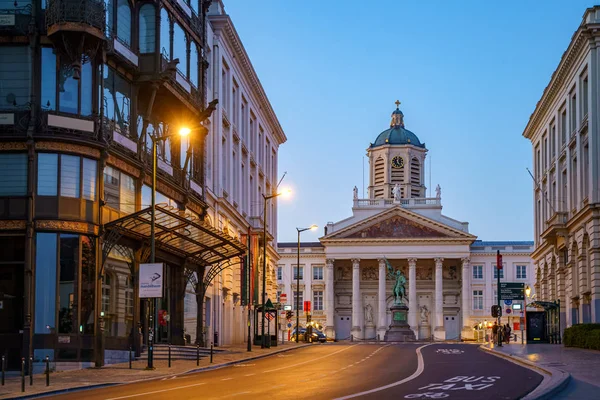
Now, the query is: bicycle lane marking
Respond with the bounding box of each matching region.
[392,344,543,399]
[332,343,433,400]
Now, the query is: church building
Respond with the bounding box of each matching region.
[277,103,535,341]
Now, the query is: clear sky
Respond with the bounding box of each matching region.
[221,0,595,243]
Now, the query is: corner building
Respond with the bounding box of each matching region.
[277,104,535,341]
[523,6,600,332]
[0,0,277,370]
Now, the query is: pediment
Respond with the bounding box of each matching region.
[323,207,475,241]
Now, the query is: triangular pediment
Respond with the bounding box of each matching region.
[323,206,476,241]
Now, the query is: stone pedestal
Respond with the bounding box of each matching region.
[365,323,376,339]
[384,304,416,342]
[419,324,431,340]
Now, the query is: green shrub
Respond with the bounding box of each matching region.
[563,324,600,350]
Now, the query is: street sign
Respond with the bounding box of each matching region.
[505,308,512,314]
[266,313,274,321]
[280,293,287,301]
[265,298,275,309]
[283,305,292,311]
[504,299,513,306]
[139,263,164,298]
[303,301,311,312]
[500,282,525,301]
[512,303,522,310]
[287,323,292,328]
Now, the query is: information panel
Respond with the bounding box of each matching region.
[500,282,525,301]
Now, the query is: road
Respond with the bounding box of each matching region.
[48,343,542,400]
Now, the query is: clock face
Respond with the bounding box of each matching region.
[391,156,404,169]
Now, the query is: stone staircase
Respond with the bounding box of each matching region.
[136,344,225,361]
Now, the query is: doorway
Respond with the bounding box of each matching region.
[336,315,351,340]
[444,315,459,340]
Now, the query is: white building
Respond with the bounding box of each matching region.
[277,103,535,341]
[184,0,286,346]
[523,6,600,331]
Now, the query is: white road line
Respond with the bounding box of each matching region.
[333,344,432,400]
[105,382,206,400]
[264,344,359,373]
[221,377,233,381]
[222,391,252,398]
[244,373,255,377]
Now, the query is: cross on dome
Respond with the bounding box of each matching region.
[390,99,404,127]
[395,100,401,109]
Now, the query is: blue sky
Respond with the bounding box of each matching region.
[222,0,595,243]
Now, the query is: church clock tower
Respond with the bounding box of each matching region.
[367,101,428,199]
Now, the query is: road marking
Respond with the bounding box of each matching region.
[264,344,358,373]
[222,391,252,398]
[333,344,433,400]
[244,373,255,377]
[221,377,233,381]
[105,382,206,399]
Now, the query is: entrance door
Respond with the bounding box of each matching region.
[0,263,24,369]
[444,315,459,340]
[336,316,351,340]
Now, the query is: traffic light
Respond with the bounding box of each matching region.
[286,310,293,320]
[491,305,502,318]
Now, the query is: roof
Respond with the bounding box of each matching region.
[104,204,246,266]
[471,240,534,247]
[371,126,425,148]
[277,242,324,248]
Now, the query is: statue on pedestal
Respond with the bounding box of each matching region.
[384,257,406,305]
[392,183,402,202]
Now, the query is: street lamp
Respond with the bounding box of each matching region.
[296,225,317,343]
[261,189,291,348]
[522,285,532,344]
[146,126,194,369]
[525,285,531,298]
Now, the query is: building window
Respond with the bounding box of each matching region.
[293,265,303,280]
[37,153,58,196]
[104,166,136,214]
[116,0,132,46]
[293,291,303,310]
[516,265,527,279]
[493,266,504,279]
[82,158,97,200]
[0,46,31,109]
[0,153,27,196]
[473,290,483,310]
[102,65,132,136]
[60,155,81,198]
[101,274,111,314]
[581,74,588,118]
[313,266,324,280]
[160,8,170,58]
[472,265,483,280]
[277,266,282,281]
[34,233,57,334]
[570,91,577,133]
[190,42,199,88]
[173,22,187,77]
[125,277,134,315]
[560,108,567,146]
[37,154,97,200]
[276,290,281,302]
[313,291,323,311]
[138,4,156,54]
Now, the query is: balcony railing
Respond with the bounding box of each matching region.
[45,0,105,36]
[353,197,441,209]
[0,4,32,35]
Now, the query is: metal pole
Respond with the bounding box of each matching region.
[21,358,24,392]
[247,229,252,352]
[168,344,171,368]
[29,356,32,386]
[129,346,132,369]
[1,355,4,386]
[146,136,158,370]
[261,195,267,348]
[497,250,502,347]
[210,342,213,363]
[296,229,300,343]
[196,344,200,366]
[45,356,49,386]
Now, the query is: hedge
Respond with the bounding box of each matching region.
[563,324,600,350]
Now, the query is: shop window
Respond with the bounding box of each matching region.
[139,4,156,53]
[0,153,27,196]
[80,236,95,334]
[104,165,136,214]
[0,46,31,109]
[58,234,79,334]
[34,233,57,334]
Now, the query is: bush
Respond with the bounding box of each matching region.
[563,324,600,350]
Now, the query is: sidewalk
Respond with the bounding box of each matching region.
[489,343,600,399]
[0,342,311,400]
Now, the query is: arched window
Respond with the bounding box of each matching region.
[410,158,420,197]
[173,23,187,76]
[116,0,132,47]
[160,8,170,59]
[139,4,156,54]
[190,41,199,88]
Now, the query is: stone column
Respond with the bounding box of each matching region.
[408,258,418,337]
[434,258,445,340]
[461,257,471,340]
[351,258,361,338]
[377,259,387,339]
[325,258,335,338]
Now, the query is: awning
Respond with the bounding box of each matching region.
[528,301,560,310]
[104,204,246,266]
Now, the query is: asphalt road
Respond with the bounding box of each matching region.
[46,343,542,400]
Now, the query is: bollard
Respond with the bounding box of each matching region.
[21,358,25,392]
[1,355,5,386]
[196,344,200,366]
[45,356,49,387]
[350,334,353,342]
[210,343,213,364]
[129,346,132,369]
[29,357,33,386]
[168,345,171,368]
[377,334,380,343]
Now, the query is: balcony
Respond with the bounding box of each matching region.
[353,197,441,209]
[540,211,568,245]
[46,0,105,40]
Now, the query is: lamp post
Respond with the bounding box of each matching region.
[295,225,317,343]
[261,190,291,348]
[146,126,193,369]
[524,285,531,344]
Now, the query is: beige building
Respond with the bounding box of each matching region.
[523,6,600,332]
[277,104,535,341]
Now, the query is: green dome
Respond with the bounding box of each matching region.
[371,126,424,148]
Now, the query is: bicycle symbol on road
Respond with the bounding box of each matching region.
[404,392,449,398]
[435,349,464,355]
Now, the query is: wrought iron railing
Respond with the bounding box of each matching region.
[45,0,106,34]
[0,4,32,35]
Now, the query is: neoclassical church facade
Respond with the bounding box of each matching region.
[277,103,535,341]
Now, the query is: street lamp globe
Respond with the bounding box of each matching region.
[525,285,531,298]
[309,224,318,231]
[179,127,191,136]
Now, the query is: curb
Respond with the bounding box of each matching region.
[2,344,313,400]
[479,345,571,400]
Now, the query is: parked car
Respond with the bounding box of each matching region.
[291,327,327,343]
